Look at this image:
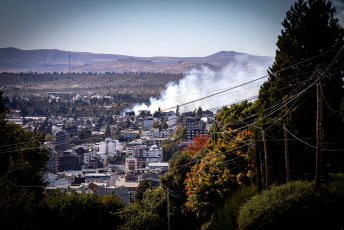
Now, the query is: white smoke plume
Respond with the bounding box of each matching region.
[128,57,272,115]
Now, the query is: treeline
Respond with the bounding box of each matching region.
[3,93,143,117]
[0,72,183,94]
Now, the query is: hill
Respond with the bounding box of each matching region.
[0,48,273,74]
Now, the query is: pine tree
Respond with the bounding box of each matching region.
[256,0,344,182]
[104,124,111,137]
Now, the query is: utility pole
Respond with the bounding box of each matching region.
[315,65,323,189]
[284,124,290,183]
[255,136,262,193]
[69,50,71,74]
[214,119,218,144]
[262,130,270,190]
[167,189,171,230]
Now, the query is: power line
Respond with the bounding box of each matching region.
[160,47,340,113]
[161,74,269,112]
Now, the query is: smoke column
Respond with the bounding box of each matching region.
[128,57,272,114]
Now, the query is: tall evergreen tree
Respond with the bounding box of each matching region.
[0,91,9,116]
[0,92,49,228]
[256,0,344,182]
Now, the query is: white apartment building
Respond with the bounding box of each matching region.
[142,128,170,138]
[145,145,163,165]
[167,115,178,126]
[98,138,123,156]
[143,118,154,130]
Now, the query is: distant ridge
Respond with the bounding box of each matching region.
[0,48,273,74]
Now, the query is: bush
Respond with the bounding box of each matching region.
[238,181,344,230]
[35,190,125,229]
[203,185,257,230]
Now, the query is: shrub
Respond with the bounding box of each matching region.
[203,185,258,230]
[237,181,344,230]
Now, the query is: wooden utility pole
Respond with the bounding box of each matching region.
[214,119,218,144]
[315,66,323,189]
[255,136,262,193]
[284,124,290,183]
[262,130,270,190]
[167,189,171,230]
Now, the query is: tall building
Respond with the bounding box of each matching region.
[44,142,57,173]
[58,151,81,172]
[180,116,209,140]
[98,138,123,168]
[55,130,70,153]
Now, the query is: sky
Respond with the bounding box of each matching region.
[0,0,342,58]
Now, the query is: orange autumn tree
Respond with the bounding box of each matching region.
[185,133,209,156]
[184,129,254,220]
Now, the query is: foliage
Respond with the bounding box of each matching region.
[0,91,9,116]
[211,101,256,135]
[173,123,187,141]
[104,124,111,137]
[237,180,344,230]
[160,139,179,161]
[78,128,92,140]
[0,180,37,229]
[0,93,49,228]
[196,106,203,117]
[119,186,167,230]
[134,179,153,202]
[161,151,195,196]
[255,0,344,183]
[0,122,49,195]
[203,185,257,230]
[160,151,198,229]
[185,133,209,156]
[184,129,254,220]
[35,190,125,229]
[152,119,160,128]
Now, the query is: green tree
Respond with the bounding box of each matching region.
[36,190,125,229]
[120,186,167,230]
[160,151,198,230]
[255,0,344,183]
[134,179,153,202]
[0,94,49,228]
[173,123,186,141]
[160,139,179,161]
[238,180,344,230]
[104,124,111,137]
[20,107,29,117]
[0,91,9,116]
[152,120,160,129]
[196,106,203,117]
[0,123,48,195]
[95,117,103,131]
[161,120,168,130]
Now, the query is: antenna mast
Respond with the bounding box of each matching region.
[69,50,71,74]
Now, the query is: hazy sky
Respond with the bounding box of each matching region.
[0,0,341,57]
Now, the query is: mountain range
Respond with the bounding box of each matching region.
[0,47,274,74]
